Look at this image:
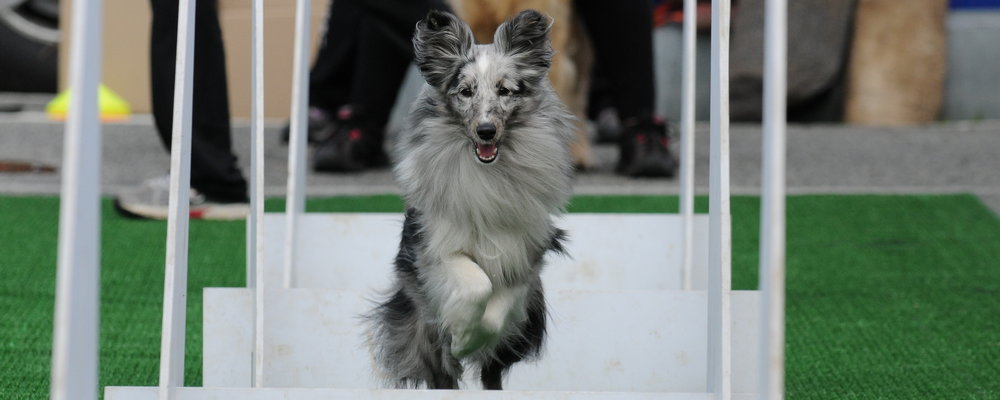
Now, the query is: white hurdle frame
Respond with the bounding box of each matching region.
[250,0,267,387]
[157,0,197,398]
[50,0,102,399]
[51,0,787,398]
[283,0,313,290]
[759,0,788,398]
[708,0,734,398]
[679,0,698,291]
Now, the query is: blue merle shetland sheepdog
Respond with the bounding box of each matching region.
[365,9,575,390]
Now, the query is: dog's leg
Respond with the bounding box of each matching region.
[475,284,529,391]
[479,282,547,390]
[480,284,529,335]
[480,363,504,390]
[429,369,460,390]
[427,254,495,358]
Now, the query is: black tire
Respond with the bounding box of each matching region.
[0,0,59,93]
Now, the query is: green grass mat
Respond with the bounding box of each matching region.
[1,194,998,399]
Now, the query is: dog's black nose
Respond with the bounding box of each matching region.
[476,123,497,141]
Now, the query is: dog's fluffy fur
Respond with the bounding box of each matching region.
[365,10,575,390]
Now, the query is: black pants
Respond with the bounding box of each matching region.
[149,0,247,202]
[307,0,653,127]
[576,0,657,124]
[308,0,448,128]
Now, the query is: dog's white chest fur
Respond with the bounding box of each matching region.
[423,211,543,286]
[395,125,571,286]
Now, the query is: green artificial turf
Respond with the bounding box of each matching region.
[1,194,998,399]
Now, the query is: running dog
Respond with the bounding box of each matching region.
[366,10,574,390]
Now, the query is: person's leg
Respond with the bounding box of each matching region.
[308,0,363,114]
[149,0,247,201]
[575,0,656,124]
[576,0,675,177]
[347,7,420,128]
[313,0,448,172]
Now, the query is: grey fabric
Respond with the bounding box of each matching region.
[729,0,857,121]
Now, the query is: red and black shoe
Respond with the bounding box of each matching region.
[616,117,678,178]
[312,106,390,173]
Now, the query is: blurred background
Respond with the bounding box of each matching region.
[1,3,998,396]
[1,0,998,123]
[0,0,998,208]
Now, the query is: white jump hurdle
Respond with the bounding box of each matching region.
[283,0,312,291]
[679,0,698,292]
[50,0,787,399]
[249,0,267,388]
[50,0,102,399]
[156,0,198,398]
[708,0,733,397]
[759,0,788,398]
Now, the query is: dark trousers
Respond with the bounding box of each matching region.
[576,0,657,123]
[149,0,247,202]
[307,0,653,127]
[308,0,447,128]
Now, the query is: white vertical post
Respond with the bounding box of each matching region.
[50,1,102,399]
[679,0,697,290]
[245,3,264,291]
[759,0,787,398]
[708,0,732,399]
[284,0,313,289]
[158,0,196,398]
[250,0,267,388]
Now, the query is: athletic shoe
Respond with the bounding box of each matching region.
[280,107,338,144]
[616,117,678,178]
[113,176,249,220]
[312,106,389,173]
[594,107,623,144]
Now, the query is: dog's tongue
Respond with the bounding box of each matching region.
[476,144,497,159]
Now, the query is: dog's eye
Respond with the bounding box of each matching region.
[459,88,473,97]
[497,87,510,96]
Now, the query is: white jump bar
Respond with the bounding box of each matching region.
[283,0,313,290]
[250,0,268,388]
[759,0,788,398]
[50,0,103,399]
[708,0,733,399]
[157,0,197,398]
[679,0,698,291]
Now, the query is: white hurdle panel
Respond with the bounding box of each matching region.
[39,0,790,399]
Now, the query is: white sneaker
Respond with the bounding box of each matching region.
[113,176,249,220]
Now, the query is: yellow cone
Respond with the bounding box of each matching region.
[46,84,131,122]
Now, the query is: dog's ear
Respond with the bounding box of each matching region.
[493,10,554,80]
[413,10,475,88]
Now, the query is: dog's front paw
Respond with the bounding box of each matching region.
[480,285,529,334]
[444,280,493,359]
[436,255,494,358]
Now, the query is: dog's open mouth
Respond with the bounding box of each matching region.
[474,143,499,163]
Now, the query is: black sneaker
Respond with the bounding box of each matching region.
[280,107,338,145]
[312,106,389,173]
[616,117,678,178]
